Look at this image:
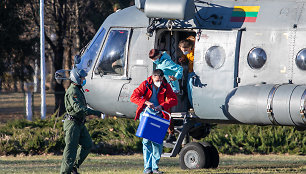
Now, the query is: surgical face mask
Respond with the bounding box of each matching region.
[81,79,86,86]
[183,51,189,55]
[154,81,162,88]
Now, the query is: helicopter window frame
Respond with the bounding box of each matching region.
[77,27,106,72]
[93,27,131,79]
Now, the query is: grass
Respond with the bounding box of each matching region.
[0,154,305,174]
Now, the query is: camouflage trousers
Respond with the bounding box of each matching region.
[60,119,92,174]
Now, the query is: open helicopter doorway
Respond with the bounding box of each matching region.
[154,29,196,113]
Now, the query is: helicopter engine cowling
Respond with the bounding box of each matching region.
[226,84,306,127]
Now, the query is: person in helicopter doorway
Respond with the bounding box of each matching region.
[148,49,183,143]
[60,68,102,174]
[130,69,178,174]
[178,36,195,107]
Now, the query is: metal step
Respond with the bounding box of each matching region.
[161,153,172,158]
[163,141,176,148]
[161,113,198,158]
[171,112,187,118]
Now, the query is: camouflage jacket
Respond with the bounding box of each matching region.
[65,84,101,120]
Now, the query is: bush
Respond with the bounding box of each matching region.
[87,118,142,154]
[205,124,306,155]
[0,116,142,156]
[0,118,305,156]
[0,117,65,155]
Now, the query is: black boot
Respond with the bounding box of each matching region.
[165,134,176,143]
[72,167,80,174]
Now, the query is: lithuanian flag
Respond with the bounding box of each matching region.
[230,6,260,22]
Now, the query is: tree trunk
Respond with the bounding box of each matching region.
[48,55,54,91]
[54,81,66,116]
[53,32,65,114]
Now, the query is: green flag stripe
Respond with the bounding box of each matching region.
[232,11,258,17]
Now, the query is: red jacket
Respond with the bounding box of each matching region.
[130,76,178,120]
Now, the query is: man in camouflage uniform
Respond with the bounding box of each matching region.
[60,68,101,174]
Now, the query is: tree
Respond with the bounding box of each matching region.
[0,0,133,111]
[25,0,134,115]
[0,0,35,92]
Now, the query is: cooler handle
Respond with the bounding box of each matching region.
[161,110,170,117]
[144,107,171,119]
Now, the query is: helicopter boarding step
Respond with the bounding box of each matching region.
[162,112,186,149]
[170,112,187,118]
[162,111,198,158]
[161,153,172,158]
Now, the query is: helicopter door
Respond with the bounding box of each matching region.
[116,28,155,117]
[86,28,131,115]
[193,30,241,120]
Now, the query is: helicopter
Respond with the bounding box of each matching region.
[56,0,306,170]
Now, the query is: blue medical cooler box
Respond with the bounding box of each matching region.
[136,111,170,144]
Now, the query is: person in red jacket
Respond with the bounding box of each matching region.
[130,69,178,174]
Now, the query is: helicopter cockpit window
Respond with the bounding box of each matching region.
[94,29,129,76]
[77,28,106,72]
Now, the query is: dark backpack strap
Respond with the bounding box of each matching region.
[143,80,149,96]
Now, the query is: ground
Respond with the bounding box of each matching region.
[0,154,305,174]
[0,93,55,122]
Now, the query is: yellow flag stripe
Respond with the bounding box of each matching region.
[233,6,260,12]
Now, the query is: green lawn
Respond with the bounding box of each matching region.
[0,154,305,174]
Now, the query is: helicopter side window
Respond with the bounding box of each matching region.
[94,29,129,76]
[78,28,106,72]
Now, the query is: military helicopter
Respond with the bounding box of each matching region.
[56,0,306,170]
